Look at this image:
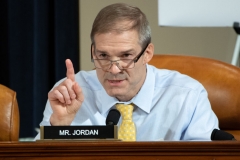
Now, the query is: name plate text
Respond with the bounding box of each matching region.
[40,125,118,139]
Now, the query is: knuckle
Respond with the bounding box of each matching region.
[58,85,67,92]
[54,91,62,99]
[49,89,58,97]
[65,79,72,84]
[64,96,70,101]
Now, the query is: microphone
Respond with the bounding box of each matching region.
[211,129,236,141]
[106,109,120,125]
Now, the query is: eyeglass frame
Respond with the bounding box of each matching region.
[90,42,150,70]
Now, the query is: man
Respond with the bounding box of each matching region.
[35,3,218,141]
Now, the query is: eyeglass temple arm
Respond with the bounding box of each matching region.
[133,43,149,63]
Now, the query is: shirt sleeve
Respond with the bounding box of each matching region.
[181,88,219,140]
[34,77,66,140]
[34,100,52,140]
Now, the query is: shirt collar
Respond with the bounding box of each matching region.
[131,64,155,113]
[99,64,155,115]
[98,90,119,116]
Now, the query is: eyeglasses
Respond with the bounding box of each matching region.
[91,43,149,71]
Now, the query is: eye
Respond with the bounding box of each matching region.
[98,53,108,59]
[121,53,132,58]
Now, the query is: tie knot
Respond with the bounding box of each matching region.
[116,103,134,120]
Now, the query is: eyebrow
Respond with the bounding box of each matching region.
[95,50,107,54]
[95,48,136,55]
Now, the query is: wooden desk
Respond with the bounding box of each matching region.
[0,141,240,159]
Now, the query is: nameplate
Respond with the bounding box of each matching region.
[40,125,118,139]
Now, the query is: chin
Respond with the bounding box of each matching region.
[106,89,125,98]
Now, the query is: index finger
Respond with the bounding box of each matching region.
[65,59,75,81]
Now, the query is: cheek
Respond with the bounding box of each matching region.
[130,63,146,81]
[126,69,139,84]
[134,61,144,73]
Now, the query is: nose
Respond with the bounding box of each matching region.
[108,62,122,74]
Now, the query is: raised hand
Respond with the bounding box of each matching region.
[48,59,84,125]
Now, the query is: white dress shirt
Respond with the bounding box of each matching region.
[35,64,219,141]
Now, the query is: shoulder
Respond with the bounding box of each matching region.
[147,65,205,92]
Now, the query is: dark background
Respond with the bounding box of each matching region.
[0,0,80,138]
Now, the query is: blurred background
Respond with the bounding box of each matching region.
[0,0,239,140]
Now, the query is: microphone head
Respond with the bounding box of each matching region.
[211,129,236,140]
[106,109,120,125]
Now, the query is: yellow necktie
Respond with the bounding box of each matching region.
[116,103,136,141]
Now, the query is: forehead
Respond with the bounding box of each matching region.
[94,30,141,49]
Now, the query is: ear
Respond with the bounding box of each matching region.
[91,43,96,59]
[143,43,154,64]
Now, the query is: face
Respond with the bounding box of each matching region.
[92,29,154,101]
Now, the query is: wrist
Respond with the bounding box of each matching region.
[50,113,75,126]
